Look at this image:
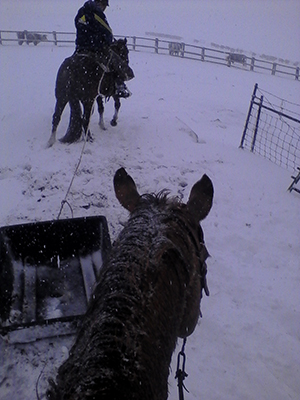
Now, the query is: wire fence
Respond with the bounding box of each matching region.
[240,83,300,172]
[0,29,299,81]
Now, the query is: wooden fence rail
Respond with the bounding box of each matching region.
[1,30,299,81]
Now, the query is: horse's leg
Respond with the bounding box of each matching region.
[46,97,67,148]
[60,100,83,143]
[110,96,121,127]
[96,96,106,130]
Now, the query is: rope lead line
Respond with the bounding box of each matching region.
[56,55,112,220]
[175,337,189,400]
[57,136,87,220]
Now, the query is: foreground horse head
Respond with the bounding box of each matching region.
[46,168,214,400]
[46,38,133,148]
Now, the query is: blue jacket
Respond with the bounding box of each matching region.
[75,1,113,52]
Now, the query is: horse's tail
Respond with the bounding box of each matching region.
[60,99,83,143]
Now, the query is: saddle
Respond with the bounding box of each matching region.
[74,48,111,72]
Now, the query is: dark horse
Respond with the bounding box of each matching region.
[47,39,134,147]
[46,168,214,400]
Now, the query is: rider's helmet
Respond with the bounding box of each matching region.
[96,0,109,6]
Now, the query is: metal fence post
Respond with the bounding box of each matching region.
[239,83,258,148]
[251,95,263,152]
[295,67,299,81]
[250,57,255,71]
[272,63,277,76]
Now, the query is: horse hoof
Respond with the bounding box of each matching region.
[46,139,55,148]
[110,120,117,127]
[99,122,107,131]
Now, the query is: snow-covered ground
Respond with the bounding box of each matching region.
[0,1,299,399]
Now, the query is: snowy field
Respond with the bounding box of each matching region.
[0,1,300,399]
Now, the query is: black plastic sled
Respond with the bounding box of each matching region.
[0,216,111,343]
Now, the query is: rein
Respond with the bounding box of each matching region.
[175,338,189,400]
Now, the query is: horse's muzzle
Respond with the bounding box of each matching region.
[125,66,134,81]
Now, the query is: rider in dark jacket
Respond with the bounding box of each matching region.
[75,0,131,98]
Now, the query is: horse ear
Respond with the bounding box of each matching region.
[114,168,140,212]
[187,174,214,222]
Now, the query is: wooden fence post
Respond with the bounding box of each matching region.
[0,31,2,45]
[250,57,255,71]
[295,67,299,81]
[201,47,205,61]
[133,36,136,51]
[53,31,57,46]
[155,38,159,54]
[272,63,277,75]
